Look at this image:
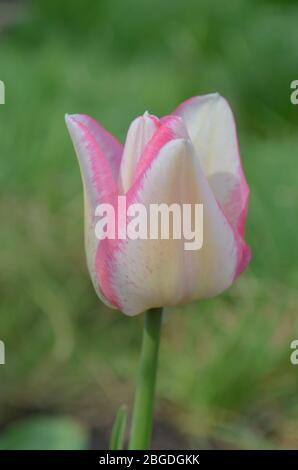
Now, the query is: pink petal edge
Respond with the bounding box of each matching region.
[172,94,251,279]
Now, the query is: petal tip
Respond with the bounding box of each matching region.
[64,113,77,129]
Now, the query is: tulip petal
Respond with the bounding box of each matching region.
[118,112,160,193]
[134,115,188,182]
[105,138,239,315]
[67,114,123,181]
[65,114,119,308]
[95,116,189,311]
[65,114,121,204]
[173,94,249,239]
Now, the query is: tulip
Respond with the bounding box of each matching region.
[65,93,251,449]
[65,93,250,317]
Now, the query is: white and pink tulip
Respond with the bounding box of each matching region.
[65,93,251,316]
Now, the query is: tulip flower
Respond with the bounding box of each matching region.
[65,93,250,315]
[65,93,251,449]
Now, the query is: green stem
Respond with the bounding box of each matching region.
[129,307,163,450]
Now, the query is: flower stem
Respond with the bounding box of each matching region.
[129,307,163,450]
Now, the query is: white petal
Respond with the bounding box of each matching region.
[118,112,159,193]
[65,114,118,309]
[174,94,249,234]
[110,138,238,315]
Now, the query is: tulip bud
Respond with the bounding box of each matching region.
[65,93,250,315]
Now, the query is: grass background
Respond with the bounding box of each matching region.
[0,0,298,449]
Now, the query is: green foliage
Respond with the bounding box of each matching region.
[0,417,88,450]
[109,405,127,450]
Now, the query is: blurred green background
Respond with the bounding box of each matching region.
[0,0,298,449]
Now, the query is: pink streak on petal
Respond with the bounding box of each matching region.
[95,232,121,309]
[119,112,161,193]
[70,114,123,180]
[146,112,160,127]
[96,116,189,313]
[214,102,250,277]
[172,94,250,239]
[66,115,118,203]
[173,95,251,278]
[133,115,187,184]
[235,238,251,278]
[67,115,121,308]
[223,98,250,236]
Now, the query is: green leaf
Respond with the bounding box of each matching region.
[109,405,127,450]
[0,416,88,450]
